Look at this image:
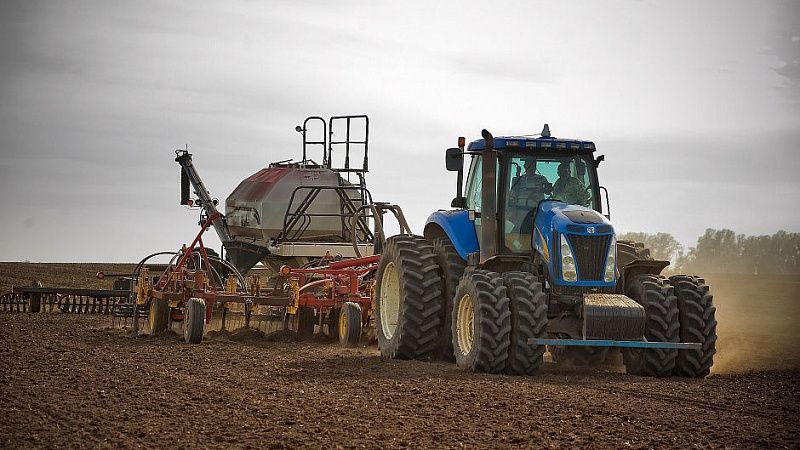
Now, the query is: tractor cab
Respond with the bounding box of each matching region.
[462,133,603,253]
[428,125,615,288]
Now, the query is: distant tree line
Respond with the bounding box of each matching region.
[618,229,800,275]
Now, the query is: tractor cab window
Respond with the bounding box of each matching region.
[504,154,596,252]
[464,156,483,212]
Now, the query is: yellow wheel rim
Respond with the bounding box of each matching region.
[379,262,400,339]
[456,294,475,356]
[148,299,158,328]
[339,308,348,338]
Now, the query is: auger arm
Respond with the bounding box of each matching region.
[175,149,232,244]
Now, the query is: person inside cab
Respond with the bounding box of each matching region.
[507,157,550,237]
[552,162,589,206]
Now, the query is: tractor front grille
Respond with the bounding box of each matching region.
[567,234,611,281]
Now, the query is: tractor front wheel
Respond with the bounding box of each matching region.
[502,271,548,375]
[451,270,511,373]
[622,275,679,376]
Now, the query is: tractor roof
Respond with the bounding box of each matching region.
[466,135,596,154]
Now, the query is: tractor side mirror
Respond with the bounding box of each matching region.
[451,197,466,208]
[594,154,605,168]
[445,148,463,172]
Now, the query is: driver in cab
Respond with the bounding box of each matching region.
[507,157,549,235]
[552,162,590,207]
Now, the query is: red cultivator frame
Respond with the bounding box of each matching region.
[136,212,381,347]
[280,254,379,346]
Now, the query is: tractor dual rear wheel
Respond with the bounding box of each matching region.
[670,275,717,378]
[622,274,679,377]
[451,270,511,373]
[338,302,362,347]
[375,235,442,360]
[431,237,466,361]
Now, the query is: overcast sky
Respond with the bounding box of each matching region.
[1,0,798,262]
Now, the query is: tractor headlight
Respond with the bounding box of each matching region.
[604,236,617,282]
[560,235,577,282]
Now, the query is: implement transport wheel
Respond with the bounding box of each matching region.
[297,307,316,340]
[622,275,679,376]
[431,237,466,361]
[149,298,170,335]
[325,308,341,341]
[338,302,362,347]
[451,270,511,373]
[550,346,609,367]
[670,275,717,378]
[375,235,442,360]
[184,298,206,344]
[502,271,548,375]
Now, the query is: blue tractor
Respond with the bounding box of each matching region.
[374,126,717,377]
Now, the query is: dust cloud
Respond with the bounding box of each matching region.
[705,273,800,374]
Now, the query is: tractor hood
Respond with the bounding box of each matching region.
[536,201,613,234]
[532,201,616,285]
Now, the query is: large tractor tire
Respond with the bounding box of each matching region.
[431,237,466,361]
[184,298,206,344]
[670,275,717,378]
[550,346,609,367]
[502,271,548,375]
[451,270,511,373]
[338,302,363,348]
[375,235,443,360]
[149,298,170,335]
[622,274,679,377]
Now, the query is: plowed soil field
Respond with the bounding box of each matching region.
[1,263,799,449]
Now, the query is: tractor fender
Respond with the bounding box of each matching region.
[424,210,479,260]
[619,259,670,294]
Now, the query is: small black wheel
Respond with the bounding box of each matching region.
[338,302,363,347]
[149,298,170,335]
[297,307,316,340]
[184,298,206,344]
[451,270,511,373]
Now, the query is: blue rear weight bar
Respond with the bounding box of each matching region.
[529,338,702,350]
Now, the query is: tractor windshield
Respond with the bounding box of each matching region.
[504,154,597,252]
